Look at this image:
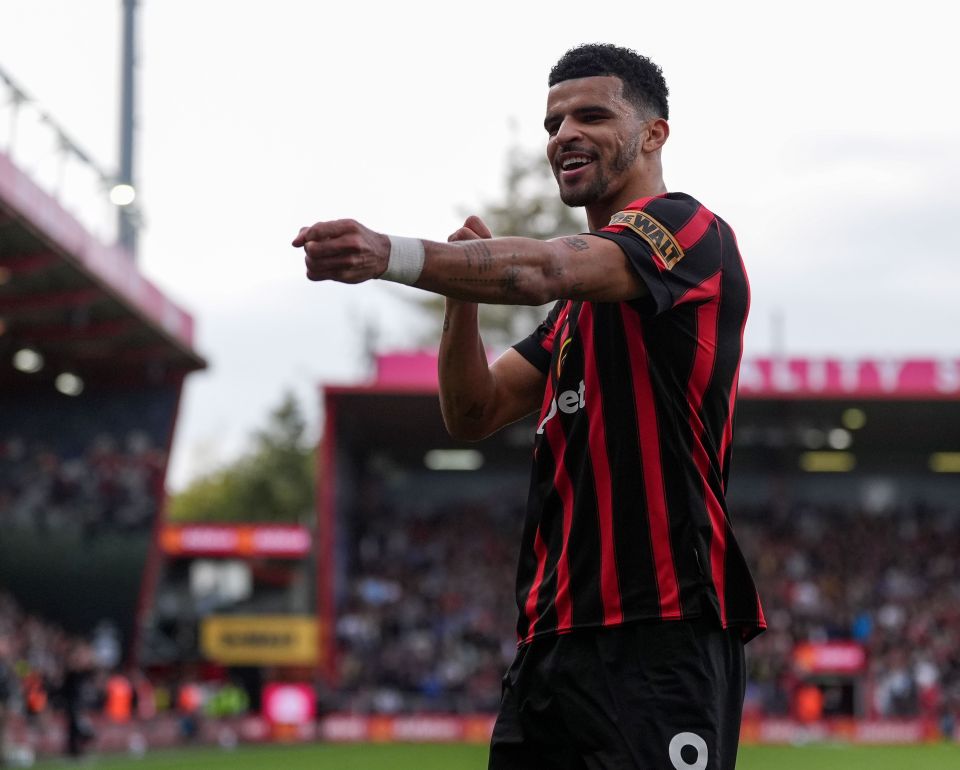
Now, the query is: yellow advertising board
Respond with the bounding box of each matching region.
[200,615,320,666]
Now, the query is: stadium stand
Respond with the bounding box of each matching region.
[334,493,520,714]
[320,353,960,744]
[3,348,960,753]
[742,501,960,724]
[325,490,960,725]
[0,134,204,634]
[1,109,204,757]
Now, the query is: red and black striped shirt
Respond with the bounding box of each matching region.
[512,192,765,645]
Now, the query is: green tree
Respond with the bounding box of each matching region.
[169,392,315,523]
[417,140,586,348]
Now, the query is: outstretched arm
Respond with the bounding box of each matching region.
[437,217,546,441]
[293,217,647,304]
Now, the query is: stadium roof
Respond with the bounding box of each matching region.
[324,353,960,480]
[0,150,205,390]
[368,352,960,400]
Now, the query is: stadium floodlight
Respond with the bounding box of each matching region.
[827,428,853,450]
[54,372,84,396]
[423,449,484,471]
[800,428,826,450]
[12,348,43,373]
[109,183,136,206]
[841,408,867,430]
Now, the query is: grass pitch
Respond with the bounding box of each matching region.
[28,741,960,769]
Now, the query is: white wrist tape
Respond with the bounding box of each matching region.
[381,235,425,285]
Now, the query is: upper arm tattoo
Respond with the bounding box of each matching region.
[561,237,591,252]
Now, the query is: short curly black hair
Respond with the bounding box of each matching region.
[549,44,669,120]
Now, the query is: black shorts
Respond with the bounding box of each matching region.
[489,617,746,770]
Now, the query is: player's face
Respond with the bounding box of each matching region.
[544,76,646,208]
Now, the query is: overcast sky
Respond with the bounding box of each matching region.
[1,0,957,490]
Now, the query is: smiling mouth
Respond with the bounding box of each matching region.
[560,155,594,173]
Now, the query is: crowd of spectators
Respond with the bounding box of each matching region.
[0,591,250,759]
[334,491,960,724]
[0,590,106,758]
[4,437,960,730]
[0,431,165,536]
[740,501,960,724]
[334,483,522,714]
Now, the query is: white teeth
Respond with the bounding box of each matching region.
[562,155,592,170]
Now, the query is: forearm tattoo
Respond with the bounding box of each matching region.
[502,266,521,296]
[462,241,494,273]
[452,243,526,300]
[449,269,523,300]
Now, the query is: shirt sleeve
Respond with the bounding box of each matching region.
[590,194,722,317]
[511,300,565,374]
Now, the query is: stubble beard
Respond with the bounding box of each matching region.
[556,137,641,209]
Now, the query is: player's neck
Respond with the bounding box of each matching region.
[586,176,668,231]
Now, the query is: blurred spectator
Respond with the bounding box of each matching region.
[177,681,203,741]
[131,670,157,721]
[794,683,824,724]
[59,643,97,757]
[104,670,133,724]
[0,634,16,767]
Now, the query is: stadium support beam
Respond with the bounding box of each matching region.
[17,318,139,343]
[117,0,139,258]
[1,253,59,276]
[0,287,101,314]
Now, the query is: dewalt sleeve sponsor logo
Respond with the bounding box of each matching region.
[608,210,685,270]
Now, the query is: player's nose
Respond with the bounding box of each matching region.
[554,116,584,145]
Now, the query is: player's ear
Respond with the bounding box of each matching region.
[643,118,669,152]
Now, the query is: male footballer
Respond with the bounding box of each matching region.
[295,43,765,770]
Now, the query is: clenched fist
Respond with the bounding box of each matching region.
[292,219,391,284]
